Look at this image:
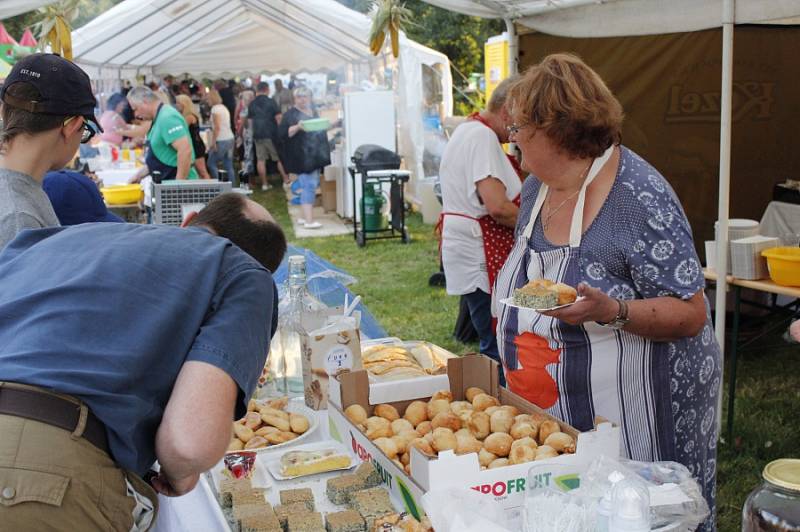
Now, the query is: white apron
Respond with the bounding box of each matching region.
[494,147,674,462]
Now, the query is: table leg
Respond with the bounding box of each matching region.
[726,285,742,441]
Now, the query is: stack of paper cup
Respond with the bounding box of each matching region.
[714,219,760,273]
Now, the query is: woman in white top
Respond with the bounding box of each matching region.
[205,89,235,182]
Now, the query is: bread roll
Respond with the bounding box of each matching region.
[374,437,399,459]
[488,458,509,469]
[228,438,244,451]
[465,387,486,403]
[426,399,451,419]
[375,404,400,422]
[244,411,262,430]
[400,452,410,466]
[408,437,435,456]
[509,444,536,465]
[478,448,497,467]
[510,437,538,452]
[365,416,393,440]
[484,432,513,457]
[345,404,368,425]
[499,405,519,417]
[490,410,515,434]
[515,414,534,425]
[264,431,297,444]
[484,406,501,417]
[449,401,473,416]
[538,420,561,445]
[431,390,453,402]
[431,428,457,453]
[467,411,491,440]
[510,421,538,440]
[391,419,415,435]
[416,420,433,436]
[258,406,289,420]
[247,399,259,412]
[403,401,428,426]
[544,432,576,453]
[431,412,462,432]
[472,394,500,411]
[535,445,558,460]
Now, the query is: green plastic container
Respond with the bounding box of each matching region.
[300,118,330,132]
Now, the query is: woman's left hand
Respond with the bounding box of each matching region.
[541,282,618,326]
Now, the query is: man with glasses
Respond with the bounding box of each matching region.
[0,53,102,249]
[127,85,198,184]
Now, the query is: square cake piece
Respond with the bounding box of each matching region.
[326,473,361,505]
[325,509,366,532]
[279,487,315,511]
[287,511,325,532]
[240,509,282,532]
[218,476,253,508]
[349,487,396,530]
[353,462,382,489]
[275,502,312,530]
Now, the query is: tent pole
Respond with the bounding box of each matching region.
[715,0,734,434]
[504,17,517,76]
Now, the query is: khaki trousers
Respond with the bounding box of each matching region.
[0,383,158,531]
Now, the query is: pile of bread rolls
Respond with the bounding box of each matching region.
[229,397,310,451]
[343,388,576,474]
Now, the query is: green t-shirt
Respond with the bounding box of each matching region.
[147,104,199,179]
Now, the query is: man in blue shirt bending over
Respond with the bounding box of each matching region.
[0,192,286,531]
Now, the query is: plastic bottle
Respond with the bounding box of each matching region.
[609,478,651,532]
[596,490,614,532]
[271,255,307,396]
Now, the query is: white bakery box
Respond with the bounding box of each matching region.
[327,354,621,524]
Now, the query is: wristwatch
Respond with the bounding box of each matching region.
[597,299,630,329]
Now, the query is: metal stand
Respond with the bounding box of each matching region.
[348,167,410,247]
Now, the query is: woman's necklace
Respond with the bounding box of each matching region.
[542,162,593,231]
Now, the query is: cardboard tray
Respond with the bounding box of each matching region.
[328,354,620,524]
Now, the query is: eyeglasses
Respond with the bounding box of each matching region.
[63,116,99,144]
[507,123,521,136]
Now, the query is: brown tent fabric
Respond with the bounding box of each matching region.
[518,25,800,247]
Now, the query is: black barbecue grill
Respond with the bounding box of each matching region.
[349,144,410,247]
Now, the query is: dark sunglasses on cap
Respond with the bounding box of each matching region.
[63,116,100,143]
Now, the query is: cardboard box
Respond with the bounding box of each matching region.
[321,179,337,213]
[327,355,620,525]
[300,309,361,410]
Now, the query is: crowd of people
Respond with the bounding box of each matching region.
[79,71,333,230]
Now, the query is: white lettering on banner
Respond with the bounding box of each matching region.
[20,69,41,78]
[167,125,184,134]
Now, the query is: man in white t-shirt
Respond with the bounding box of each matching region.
[439,76,522,385]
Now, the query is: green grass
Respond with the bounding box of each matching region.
[253,188,800,531]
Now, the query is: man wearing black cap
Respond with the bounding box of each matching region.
[0,53,102,249]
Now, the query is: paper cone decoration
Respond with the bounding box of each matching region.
[19,28,37,47]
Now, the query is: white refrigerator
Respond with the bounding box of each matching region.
[337,90,396,220]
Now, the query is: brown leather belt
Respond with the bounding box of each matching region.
[0,385,109,454]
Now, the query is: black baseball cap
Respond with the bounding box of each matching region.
[0,53,102,132]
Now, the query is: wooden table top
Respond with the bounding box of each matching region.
[704,268,800,298]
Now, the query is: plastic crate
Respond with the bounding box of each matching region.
[152,180,232,225]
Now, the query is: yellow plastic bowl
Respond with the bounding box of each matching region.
[762,247,800,286]
[101,184,143,205]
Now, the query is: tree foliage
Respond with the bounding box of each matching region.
[336,0,502,114]
[2,0,124,42]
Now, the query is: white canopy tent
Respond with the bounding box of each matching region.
[0,1,53,20]
[423,0,800,429]
[65,0,452,197]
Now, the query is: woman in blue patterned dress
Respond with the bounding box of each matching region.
[494,53,721,529]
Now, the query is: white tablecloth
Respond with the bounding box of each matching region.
[154,409,333,532]
[760,201,800,242]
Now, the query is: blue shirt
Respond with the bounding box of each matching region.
[0,223,278,475]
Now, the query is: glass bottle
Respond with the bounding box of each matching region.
[743,459,800,531]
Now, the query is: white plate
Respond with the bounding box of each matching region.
[231,398,319,455]
[499,296,585,312]
[265,441,356,480]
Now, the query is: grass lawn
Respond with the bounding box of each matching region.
[254,187,799,531]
